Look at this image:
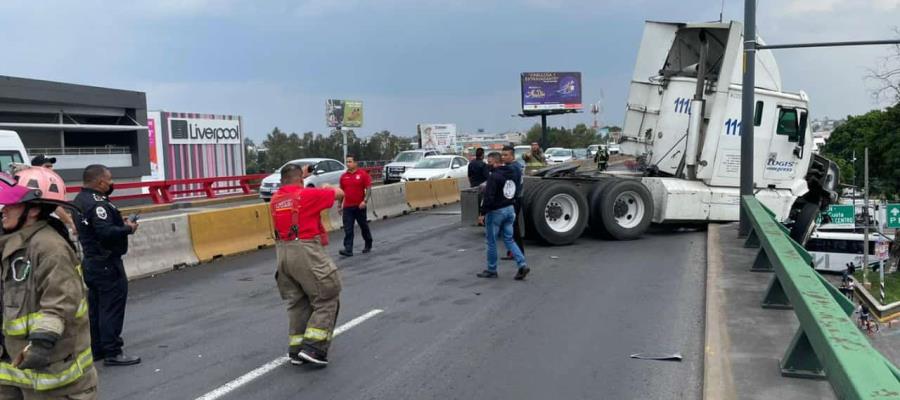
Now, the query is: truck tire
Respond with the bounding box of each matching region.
[591,180,653,240]
[790,201,819,245]
[522,179,555,239]
[528,181,588,245]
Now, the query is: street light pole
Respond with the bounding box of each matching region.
[738,0,757,237]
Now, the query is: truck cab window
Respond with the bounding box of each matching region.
[777,108,800,142]
[0,151,24,174]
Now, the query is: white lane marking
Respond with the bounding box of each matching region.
[195,309,384,400]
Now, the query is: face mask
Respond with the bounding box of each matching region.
[106,183,115,196]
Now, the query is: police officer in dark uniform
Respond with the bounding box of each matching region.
[72,164,142,366]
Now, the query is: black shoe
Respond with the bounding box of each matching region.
[362,247,372,254]
[339,250,353,257]
[476,270,498,278]
[288,352,305,366]
[104,353,141,366]
[500,255,514,260]
[298,348,328,366]
[514,267,530,281]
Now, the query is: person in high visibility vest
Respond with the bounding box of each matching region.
[0,167,98,398]
[270,163,345,366]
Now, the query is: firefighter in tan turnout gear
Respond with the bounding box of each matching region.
[270,163,345,367]
[0,167,97,399]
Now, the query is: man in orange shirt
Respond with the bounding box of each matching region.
[338,155,373,257]
[270,164,345,366]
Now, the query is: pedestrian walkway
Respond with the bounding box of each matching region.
[705,223,835,399]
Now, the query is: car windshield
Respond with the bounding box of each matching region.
[547,149,571,157]
[414,158,451,169]
[395,152,424,163]
[574,149,587,157]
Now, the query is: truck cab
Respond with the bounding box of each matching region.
[0,130,29,174]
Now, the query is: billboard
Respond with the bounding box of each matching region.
[418,124,458,154]
[168,117,242,145]
[520,72,582,113]
[326,99,363,128]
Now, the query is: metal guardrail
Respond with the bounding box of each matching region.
[741,195,900,399]
[27,146,131,155]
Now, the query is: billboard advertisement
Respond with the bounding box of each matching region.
[326,99,363,128]
[418,123,458,154]
[520,72,582,113]
[168,117,242,145]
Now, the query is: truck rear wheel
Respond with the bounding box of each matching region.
[528,182,588,245]
[590,180,652,240]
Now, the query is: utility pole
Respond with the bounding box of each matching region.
[738,0,756,236]
[864,147,870,288]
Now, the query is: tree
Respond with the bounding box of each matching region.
[244,137,263,174]
[259,127,414,169]
[523,123,600,148]
[866,28,900,105]
[821,103,900,198]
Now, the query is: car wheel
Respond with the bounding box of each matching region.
[528,181,588,245]
[592,179,652,240]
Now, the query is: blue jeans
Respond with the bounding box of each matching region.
[485,205,526,272]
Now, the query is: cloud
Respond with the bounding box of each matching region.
[784,0,845,13]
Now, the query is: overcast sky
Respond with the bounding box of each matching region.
[1,0,898,141]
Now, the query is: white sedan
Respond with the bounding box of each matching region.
[546,148,576,164]
[400,155,469,182]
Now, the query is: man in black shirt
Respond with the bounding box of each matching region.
[467,147,489,188]
[72,164,141,366]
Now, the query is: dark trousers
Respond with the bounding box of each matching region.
[342,206,373,252]
[83,257,128,359]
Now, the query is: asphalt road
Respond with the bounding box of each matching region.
[98,204,706,400]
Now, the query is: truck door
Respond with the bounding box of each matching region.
[762,106,807,185]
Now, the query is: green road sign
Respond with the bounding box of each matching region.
[818,204,855,227]
[888,204,900,229]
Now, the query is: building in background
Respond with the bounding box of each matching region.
[145,111,245,198]
[0,75,150,184]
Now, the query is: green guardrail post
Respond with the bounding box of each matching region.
[781,328,827,379]
[744,228,761,248]
[762,275,793,309]
[751,249,775,272]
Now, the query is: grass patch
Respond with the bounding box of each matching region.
[853,270,900,305]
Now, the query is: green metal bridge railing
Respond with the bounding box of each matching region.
[741,195,900,399]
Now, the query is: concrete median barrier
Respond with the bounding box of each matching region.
[123,214,198,280]
[432,178,460,205]
[189,203,274,262]
[405,180,438,210]
[369,183,408,219]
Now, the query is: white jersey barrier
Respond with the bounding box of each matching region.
[369,183,409,219]
[123,214,199,280]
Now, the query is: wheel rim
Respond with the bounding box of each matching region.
[544,193,579,233]
[613,190,645,229]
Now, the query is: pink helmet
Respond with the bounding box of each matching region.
[0,167,74,209]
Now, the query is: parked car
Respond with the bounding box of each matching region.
[259,158,346,201]
[514,145,531,166]
[400,155,469,182]
[545,148,576,164]
[383,149,439,184]
[608,144,621,155]
[573,148,588,160]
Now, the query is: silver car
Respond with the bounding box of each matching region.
[259,158,347,201]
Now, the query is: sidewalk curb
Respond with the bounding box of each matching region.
[704,224,737,399]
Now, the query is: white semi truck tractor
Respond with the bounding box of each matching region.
[521,21,839,245]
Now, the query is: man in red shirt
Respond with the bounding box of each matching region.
[338,155,373,257]
[270,163,345,366]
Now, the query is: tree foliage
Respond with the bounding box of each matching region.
[522,123,603,148]
[248,127,414,173]
[821,103,900,198]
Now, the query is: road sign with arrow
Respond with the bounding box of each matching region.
[888,204,900,229]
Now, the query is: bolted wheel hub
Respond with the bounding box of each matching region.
[546,203,564,220]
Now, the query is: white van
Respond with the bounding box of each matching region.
[805,230,892,272]
[0,130,29,174]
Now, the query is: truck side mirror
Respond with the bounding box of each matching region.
[798,111,808,147]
